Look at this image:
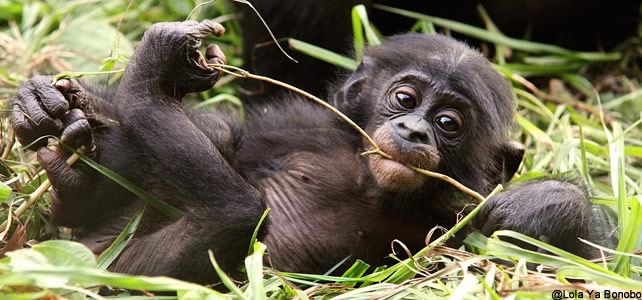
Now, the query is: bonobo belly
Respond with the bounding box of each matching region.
[255,151,432,274]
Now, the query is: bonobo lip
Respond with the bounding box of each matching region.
[386,126,438,170]
[381,139,436,171]
[367,123,440,191]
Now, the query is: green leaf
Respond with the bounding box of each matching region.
[99,58,116,72]
[6,248,50,270]
[0,181,12,203]
[32,240,96,268]
[52,15,133,72]
[10,266,224,294]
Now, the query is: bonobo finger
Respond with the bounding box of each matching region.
[14,82,64,137]
[11,102,44,149]
[53,79,77,94]
[22,97,64,135]
[54,79,90,109]
[479,209,505,236]
[473,198,505,236]
[37,147,83,192]
[61,109,95,151]
[30,77,69,119]
[206,44,227,65]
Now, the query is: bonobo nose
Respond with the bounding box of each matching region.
[392,115,431,144]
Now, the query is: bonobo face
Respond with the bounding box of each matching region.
[347,34,514,192]
[367,70,470,191]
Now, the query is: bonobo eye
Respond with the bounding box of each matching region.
[434,109,463,134]
[393,87,418,109]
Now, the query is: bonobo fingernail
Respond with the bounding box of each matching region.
[54,79,72,92]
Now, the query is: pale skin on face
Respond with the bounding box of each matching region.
[366,123,440,191]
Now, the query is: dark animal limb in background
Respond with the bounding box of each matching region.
[13,20,607,283]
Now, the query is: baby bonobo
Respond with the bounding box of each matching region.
[13,20,599,283]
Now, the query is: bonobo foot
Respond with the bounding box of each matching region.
[117,19,227,100]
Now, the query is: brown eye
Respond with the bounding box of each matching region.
[394,87,417,109]
[434,110,463,133]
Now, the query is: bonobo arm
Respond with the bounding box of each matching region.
[474,177,598,258]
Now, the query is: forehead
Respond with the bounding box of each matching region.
[370,41,489,96]
[367,34,490,82]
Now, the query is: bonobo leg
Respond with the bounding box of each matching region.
[101,20,265,282]
[474,178,598,258]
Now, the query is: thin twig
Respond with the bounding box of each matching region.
[409,167,486,202]
[2,127,14,160]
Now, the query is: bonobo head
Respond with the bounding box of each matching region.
[333,34,522,193]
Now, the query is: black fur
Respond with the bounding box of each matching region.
[13,20,601,283]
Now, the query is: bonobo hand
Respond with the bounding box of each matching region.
[473,179,596,257]
[13,76,97,154]
[117,19,227,99]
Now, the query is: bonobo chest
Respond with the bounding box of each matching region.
[240,144,431,273]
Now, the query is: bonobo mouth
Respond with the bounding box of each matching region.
[367,123,440,191]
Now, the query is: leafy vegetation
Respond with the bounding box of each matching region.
[0,0,641,299]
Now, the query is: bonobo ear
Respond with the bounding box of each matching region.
[497,141,525,183]
[333,58,373,127]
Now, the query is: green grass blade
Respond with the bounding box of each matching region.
[340,259,370,287]
[374,4,621,61]
[515,114,554,146]
[209,250,248,300]
[289,39,358,70]
[351,5,365,61]
[353,4,381,45]
[68,147,183,219]
[248,208,270,255]
[97,208,144,270]
[244,242,267,300]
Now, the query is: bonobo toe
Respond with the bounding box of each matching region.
[206,44,227,65]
